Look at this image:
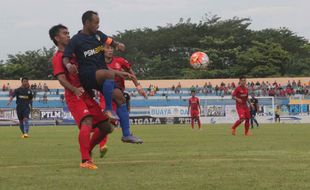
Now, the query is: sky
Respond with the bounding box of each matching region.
[0,0,309,61]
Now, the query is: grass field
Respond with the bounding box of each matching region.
[0,124,310,190]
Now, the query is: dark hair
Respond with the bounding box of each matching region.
[191,89,196,93]
[49,24,68,45]
[21,77,28,82]
[239,76,246,80]
[82,10,98,25]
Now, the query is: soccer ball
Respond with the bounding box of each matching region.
[190,52,209,69]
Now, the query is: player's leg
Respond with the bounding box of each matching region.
[232,108,245,135]
[250,111,254,129]
[86,99,114,157]
[22,108,30,137]
[253,113,259,127]
[244,109,251,136]
[197,116,201,129]
[95,69,117,119]
[66,97,97,169]
[99,136,108,158]
[79,116,94,164]
[89,121,113,155]
[190,114,195,129]
[113,88,143,144]
[16,109,25,137]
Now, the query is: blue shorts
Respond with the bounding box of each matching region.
[16,107,30,121]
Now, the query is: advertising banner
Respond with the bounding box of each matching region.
[150,106,188,118]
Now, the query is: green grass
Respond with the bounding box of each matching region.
[0,124,310,190]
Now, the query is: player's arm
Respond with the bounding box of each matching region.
[126,68,146,98]
[107,68,136,81]
[99,31,125,52]
[256,100,259,112]
[29,90,33,110]
[56,74,84,97]
[63,38,78,74]
[7,90,16,105]
[197,99,202,114]
[232,88,242,103]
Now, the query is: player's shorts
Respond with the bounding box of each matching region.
[16,106,30,121]
[66,93,108,128]
[250,110,257,117]
[79,68,101,93]
[236,106,250,119]
[191,110,199,118]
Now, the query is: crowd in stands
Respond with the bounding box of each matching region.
[139,80,310,97]
[2,79,310,103]
[193,80,310,97]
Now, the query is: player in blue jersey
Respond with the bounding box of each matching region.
[7,78,33,138]
[63,11,130,120]
[63,10,142,143]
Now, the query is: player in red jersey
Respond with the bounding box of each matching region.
[231,76,251,136]
[98,45,146,147]
[49,24,114,169]
[188,90,201,129]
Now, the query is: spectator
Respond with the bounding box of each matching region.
[9,88,14,96]
[6,83,10,91]
[60,94,65,103]
[43,93,48,104]
[2,84,6,91]
[171,85,175,91]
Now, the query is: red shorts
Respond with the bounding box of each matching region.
[66,93,108,128]
[236,106,250,119]
[191,110,200,118]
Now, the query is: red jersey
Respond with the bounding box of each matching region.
[106,57,131,92]
[52,51,81,97]
[189,96,200,111]
[232,86,248,107]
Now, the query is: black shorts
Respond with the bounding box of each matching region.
[79,69,101,93]
[16,107,30,121]
[250,110,257,117]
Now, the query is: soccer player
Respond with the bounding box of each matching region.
[49,24,114,169]
[63,10,132,120]
[100,45,146,144]
[7,78,33,138]
[188,90,201,129]
[275,105,281,122]
[250,94,259,128]
[231,76,251,136]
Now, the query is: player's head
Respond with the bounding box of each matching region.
[49,24,70,47]
[104,45,114,58]
[239,76,246,87]
[191,89,196,96]
[82,10,99,34]
[21,77,29,88]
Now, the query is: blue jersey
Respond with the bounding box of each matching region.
[63,30,111,73]
[12,87,33,109]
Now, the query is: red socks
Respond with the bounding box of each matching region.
[244,119,250,135]
[99,136,108,149]
[89,128,106,152]
[232,119,243,129]
[79,125,92,161]
[197,118,201,129]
